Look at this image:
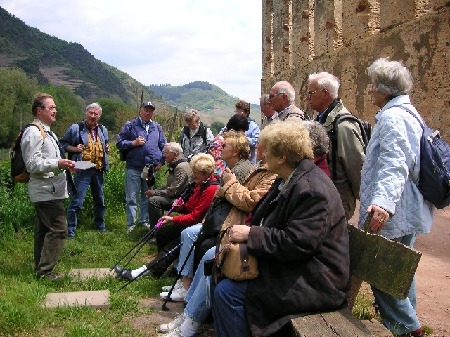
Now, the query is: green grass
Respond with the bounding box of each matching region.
[0,151,173,337]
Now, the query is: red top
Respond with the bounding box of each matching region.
[172,176,218,227]
[313,154,331,178]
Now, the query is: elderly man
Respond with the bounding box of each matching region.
[269,81,305,122]
[307,72,365,219]
[260,94,277,129]
[22,93,75,280]
[146,142,193,228]
[116,101,167,233]
[60,102,110,238]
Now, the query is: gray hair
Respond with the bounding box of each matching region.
[367,58,413,97]
[260,94,270,105]
[308,72,340,100]
[301,120,329,157]
[165,142,184,157]
[86,102,102,114]
[274,81,296,103]
[184,109,201,123]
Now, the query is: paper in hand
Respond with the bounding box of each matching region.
[74,161,96,170]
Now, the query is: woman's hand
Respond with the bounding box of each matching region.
[228,225,250,243]
[367,204,390,233]
[172,197,184,209]
[160,216,173,225]
[221,168,235,185]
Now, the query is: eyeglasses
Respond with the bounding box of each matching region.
[41,105,57,110]
[307,91,317,98]
[268,92,285,99]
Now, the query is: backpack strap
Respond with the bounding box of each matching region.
[29,122,46,140]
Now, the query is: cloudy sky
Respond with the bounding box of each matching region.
[0,1,262,104]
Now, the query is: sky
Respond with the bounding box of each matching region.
[0,1,262,104]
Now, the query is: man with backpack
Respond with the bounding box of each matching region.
[21,93,75,281]
[308,72,366,220]
[59,102,110,239]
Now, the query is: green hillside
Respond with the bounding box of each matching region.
[149,82,262,125]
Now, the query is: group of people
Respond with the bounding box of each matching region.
[22,57,431,337]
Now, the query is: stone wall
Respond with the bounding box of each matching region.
[262,0,450,139]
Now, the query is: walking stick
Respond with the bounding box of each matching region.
[162,229,204,311]
[110,207,175,271]
[117,242,182,291]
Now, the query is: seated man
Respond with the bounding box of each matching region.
[146,142,192,229]
[115,153,219,279]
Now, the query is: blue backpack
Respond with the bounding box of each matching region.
[400,106,450,209]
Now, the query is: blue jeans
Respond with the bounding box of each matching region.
[125,167,149,227]
[184,247,215,323]
[177,224,202,277]
[67,168,105,237]
[212,277,251,337]
[372,233,421,335]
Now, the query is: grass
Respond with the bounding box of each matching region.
[0,150,173,337]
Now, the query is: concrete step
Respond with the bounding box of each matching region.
[44,290,110,308]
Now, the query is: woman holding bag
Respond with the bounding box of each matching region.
[212,121,350,337]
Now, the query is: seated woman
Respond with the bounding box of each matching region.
[159,134,276,303]
[115,153,219,280]
[212,121,350,337]
[179,109,214,161]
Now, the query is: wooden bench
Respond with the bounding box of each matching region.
[288,225,422,337]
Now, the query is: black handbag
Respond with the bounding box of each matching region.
[201,198,233,237]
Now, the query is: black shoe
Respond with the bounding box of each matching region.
[114,265,134,280]
[36,271,63,281]
[113,265,123,276]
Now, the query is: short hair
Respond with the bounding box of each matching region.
[367,58,413,97]
[32,93,53,116]
[260,94,270,105]
[308,72,340,99]
[223,130,250,160]
[235,100,251,115]
[226,113,249,132]
[259,121,313,167]
[301,121,329,157]
[190,153,215,176]
[165,142,183,155]
[86,102,102,114]
[273,81,296,103]
[184,109,201,123]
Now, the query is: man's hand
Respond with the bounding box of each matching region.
[58,159,75,171]
[132,136,146,147]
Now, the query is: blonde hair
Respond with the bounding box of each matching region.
[259,121,313,167]
[190,153,215,175]
[222,130,250,160]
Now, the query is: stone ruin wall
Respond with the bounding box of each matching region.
[261,0,450,139]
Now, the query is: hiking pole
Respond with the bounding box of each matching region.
[110,207,175,271]
[162,235,198,311]
[117,241,182,291]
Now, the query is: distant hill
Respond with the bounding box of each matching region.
[149,82,262,125]
[0,6,159,105]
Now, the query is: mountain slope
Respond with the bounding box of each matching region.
[149,81,261,125]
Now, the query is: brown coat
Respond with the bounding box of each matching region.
[217,164,277,231]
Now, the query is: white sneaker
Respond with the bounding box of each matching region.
[162,279,183,292]
[126,225,136,233]
[160,286,188,302]
[158,314,184,333]
[142,222,151,229]
[159,327,185,336]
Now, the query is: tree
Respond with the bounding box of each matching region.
[210,121,225,135]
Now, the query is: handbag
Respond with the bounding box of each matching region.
[201,198,233,237]
[214,226,259,281]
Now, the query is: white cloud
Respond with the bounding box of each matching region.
[0,0,262,103]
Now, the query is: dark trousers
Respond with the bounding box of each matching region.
[34,199,67,275]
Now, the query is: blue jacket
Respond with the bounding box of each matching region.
[116,117,166,170]
[59,121,110,171]
[358,95,434,239]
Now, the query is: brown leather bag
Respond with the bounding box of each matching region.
[214,226,259,281]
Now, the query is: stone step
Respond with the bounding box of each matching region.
[44,290,110,308]
[68,268,115,280]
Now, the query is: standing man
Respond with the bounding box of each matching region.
[116,101,167,233]
[307,72,365,220]
[21,93,75,280]
[146,142,192,229]
[260,94,277,129]
[268,81,305,122]
[234,99,260,163]
[60,102,109,239]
